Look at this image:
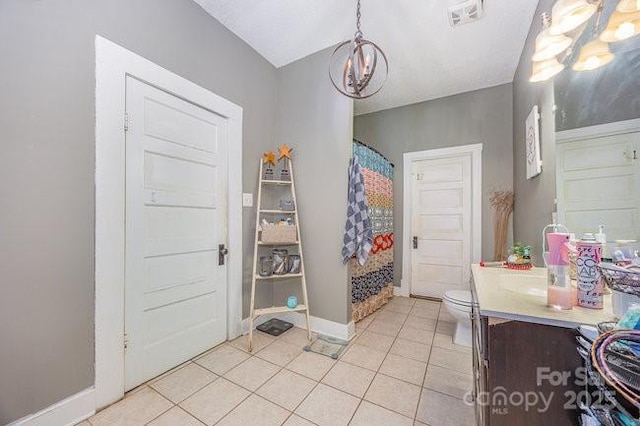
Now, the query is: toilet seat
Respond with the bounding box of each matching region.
[443,290,475,308]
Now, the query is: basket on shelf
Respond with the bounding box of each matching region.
[597,263,640,297]
[260,224,297,244]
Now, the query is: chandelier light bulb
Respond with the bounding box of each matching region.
[616,21,636,38]
[602,13,640,41]
[585,56,601,69]
[530,57,565,82]
[549,0,597,35]
[532,30,573,61]
[617,0,640,13]
[600,9,640,42]
[572,38,614,71]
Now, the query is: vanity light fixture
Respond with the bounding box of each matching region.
[572,38,615,70]
[329,0,388,99]
[572,1,615,71]
[532,13,573,62]
[600,9,640,42]
[530,57,566,82]
[549,0,598,35]
[529,0,640,81]
[617,0,640,13]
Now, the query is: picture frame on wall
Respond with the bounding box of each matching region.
[525,105,542,180]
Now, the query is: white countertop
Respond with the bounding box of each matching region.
[471,264,617,329]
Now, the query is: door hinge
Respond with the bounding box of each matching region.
[124,332,129,350]
[124,112,130,132]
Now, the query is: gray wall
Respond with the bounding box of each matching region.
[353,83,514,285]
[274,47,354,324]
[511,0,557,266]
[0,0,277,423]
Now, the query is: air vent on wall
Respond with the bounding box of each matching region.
[448,0,484,27]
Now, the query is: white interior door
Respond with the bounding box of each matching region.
[124,77,229,390]
[556,131,640,241]
[410,154,472,298]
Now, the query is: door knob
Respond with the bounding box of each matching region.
[219,244,229,265]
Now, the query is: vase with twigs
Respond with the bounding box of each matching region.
[490,190,514,261]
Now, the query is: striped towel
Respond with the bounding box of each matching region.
[342,155,373,266]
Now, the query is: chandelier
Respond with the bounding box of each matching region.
[329,0,388,99]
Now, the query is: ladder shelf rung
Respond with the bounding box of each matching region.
[259,209,296,214]
[254,304,307,316]
[255,273,303,280]
[258,240,300,246]
[262,179,292,185]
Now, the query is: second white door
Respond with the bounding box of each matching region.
[124,77,229,390]
[410,153,473,298]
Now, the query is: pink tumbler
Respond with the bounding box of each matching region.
[546,232,572,310]
[547,233,571,265]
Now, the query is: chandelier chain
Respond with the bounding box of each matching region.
[356,0,362,33]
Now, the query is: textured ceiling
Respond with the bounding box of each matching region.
[194,0,539,115]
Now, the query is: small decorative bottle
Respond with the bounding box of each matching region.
[576,233,604,309]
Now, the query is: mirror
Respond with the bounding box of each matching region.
[553,0,640,243]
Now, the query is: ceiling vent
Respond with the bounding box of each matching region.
[448,0,484,27]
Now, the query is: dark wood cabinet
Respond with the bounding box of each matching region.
[471,298,582,425]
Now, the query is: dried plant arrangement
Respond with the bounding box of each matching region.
[490,190,514,261]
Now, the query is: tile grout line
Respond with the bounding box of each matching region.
[93,297,470,426]
[353,298,420,423]
[233,329,321,426]
[138,387,174,426]
[253,328,336,425]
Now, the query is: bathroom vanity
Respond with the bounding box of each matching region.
[470,264,616,426]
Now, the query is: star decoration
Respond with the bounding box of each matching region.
[262,151,276,166]
[278,144,293,161]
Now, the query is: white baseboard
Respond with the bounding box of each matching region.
[242,313,355,342]
[9,387,95,426]
[394,283,410,297]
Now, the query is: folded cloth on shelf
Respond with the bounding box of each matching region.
[342,155,373,266]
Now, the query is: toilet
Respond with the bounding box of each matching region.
[442,290,476,347]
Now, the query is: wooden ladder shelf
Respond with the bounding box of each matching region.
[248,159,312,351]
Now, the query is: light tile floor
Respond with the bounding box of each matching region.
[83,297,475,426]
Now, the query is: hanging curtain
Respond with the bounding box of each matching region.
[349,141,394,322]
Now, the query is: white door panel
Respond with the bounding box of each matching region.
[411,154,473,298]
[125,77,228,390]
[418,240,464,260]
[419,161,465,183]
[557,131,640,242]
[144,97,220,153]
[417,187,464,210]
[415,264,464,286]
[417,214,464,236]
